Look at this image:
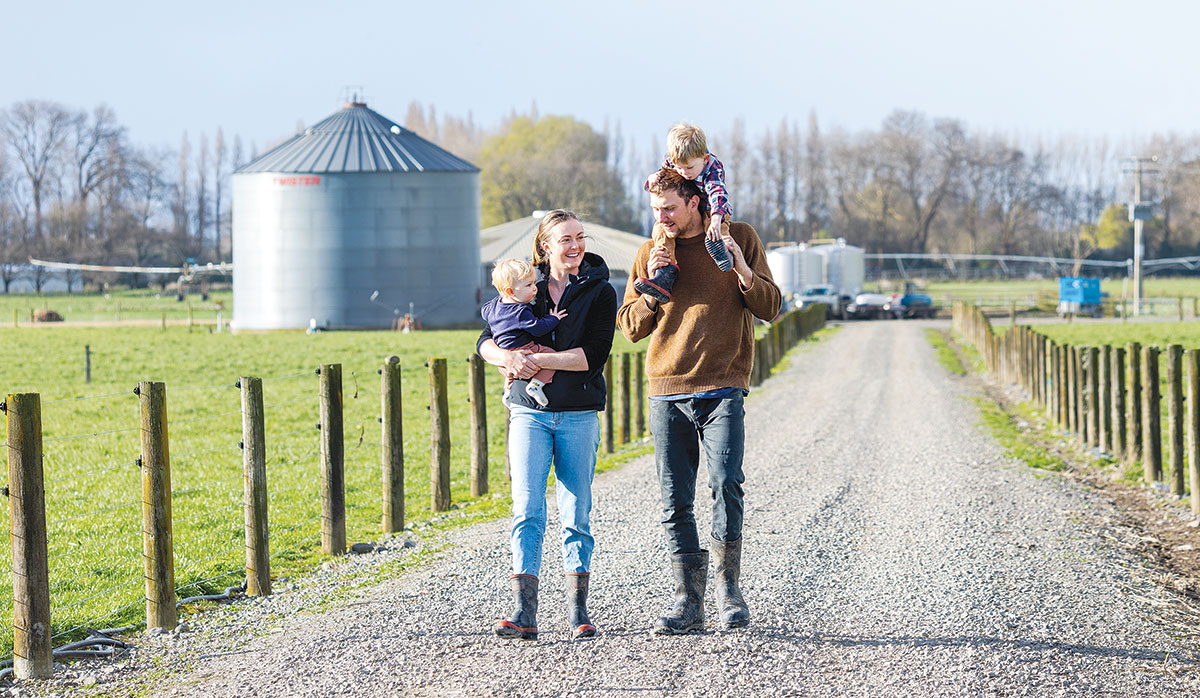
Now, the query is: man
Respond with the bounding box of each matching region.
[617,167,781,633]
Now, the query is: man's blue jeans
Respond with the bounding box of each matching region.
[507,407,600,576]
[649,394,746,555]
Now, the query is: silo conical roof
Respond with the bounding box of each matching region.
[236,103,479,174]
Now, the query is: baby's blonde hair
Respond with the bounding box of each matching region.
[666,122,708,164]
[491,258,536,296]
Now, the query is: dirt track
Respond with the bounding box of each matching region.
[62,320,1200,697]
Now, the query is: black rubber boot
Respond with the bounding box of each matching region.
[712,536,749,629]
[633,264,679,304]
[495,574,538,640]
[567,573,597,640]
[705,237,733,272]
[653,550,708,635]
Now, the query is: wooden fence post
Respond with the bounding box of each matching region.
[1051,343,1060,424]
[1088,347,1100,448]
[1187,349,1200,517]
[467,355,488,498]
[1127,342,1142,466]
[634,352,646,440]
[1064,345,1075,432]
[85,345,91,383]
[1142,346,1162,483]
[602,358,614,454]
[5,393,52,678]
[239,376,270,596]
[504,404,512,483]
[1077,346,1088,442]
[428,358,451,512]
[1167,345,1185,495]
[1038,334,1047,407]
[138,381,177,630]
[381,356,404,532]
[1112,347,1126,461]
[618,353,631,445]
[1076,345,1087,439]
[318,364,346,554]
[1099,345,1111,452]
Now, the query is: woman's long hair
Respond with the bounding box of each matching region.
[532,209,582,267]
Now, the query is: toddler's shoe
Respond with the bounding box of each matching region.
[633,264,679,304]
[705,237,733,272]
[525,379,550,407]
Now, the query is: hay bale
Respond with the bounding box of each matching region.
[33,309,63,322]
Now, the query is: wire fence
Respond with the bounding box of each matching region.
[0,305,828,677]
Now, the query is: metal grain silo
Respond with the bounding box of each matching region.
[232,102,480,330]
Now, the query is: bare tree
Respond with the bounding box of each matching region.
[196,132,209,259]
[214,127,226,258]
[3,100,73,240]
[880,110,965,254]
[173,131,190,252]
[403,101,429,138]
[803,110,828,238]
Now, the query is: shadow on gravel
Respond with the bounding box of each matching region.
[753,627,1200,663]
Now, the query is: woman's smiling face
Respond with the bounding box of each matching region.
[544,218,586,274]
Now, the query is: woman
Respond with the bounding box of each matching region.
[478,209,617,641]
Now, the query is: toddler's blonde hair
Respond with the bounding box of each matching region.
[491,258,536,296]
[666,122,708,164]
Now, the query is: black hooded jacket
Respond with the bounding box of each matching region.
[477,252,617,412]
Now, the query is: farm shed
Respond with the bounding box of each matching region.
[232,101,481,330]
[479,213,647,301]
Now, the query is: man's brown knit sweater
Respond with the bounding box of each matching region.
[617,222,782,396]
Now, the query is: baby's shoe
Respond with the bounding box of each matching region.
[633,264,679,304]
[705,237,733,272]
[525,379,550,407]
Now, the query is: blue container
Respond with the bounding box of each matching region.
[1059,277,1100,304]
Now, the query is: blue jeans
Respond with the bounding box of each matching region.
[649,394,746,555]
[507,407,600,576]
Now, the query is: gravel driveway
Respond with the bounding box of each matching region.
[132,320,1200,697]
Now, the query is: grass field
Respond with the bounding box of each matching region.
[0,288,233,325]
[1034,322,1200,350]
[0,320,646,659]
[921,276,1200,299]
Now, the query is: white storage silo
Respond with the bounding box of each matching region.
[798,244,823,289]
[232,102,481,330]
[838,243,865,296]
[767,245,802,296]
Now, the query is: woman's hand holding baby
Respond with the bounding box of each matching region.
[496,348,541,380]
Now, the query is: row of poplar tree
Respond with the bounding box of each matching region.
[3,98,1200,291]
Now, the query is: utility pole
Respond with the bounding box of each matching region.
[1126,156,1158,317]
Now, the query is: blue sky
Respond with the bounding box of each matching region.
[3,0,1197,156]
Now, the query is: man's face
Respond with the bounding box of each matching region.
[650,188,702,238]
[672,156,707,181]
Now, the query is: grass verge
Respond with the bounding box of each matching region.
[925,328,965,375]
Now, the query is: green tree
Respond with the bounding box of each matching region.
[478,115,634,230]
[1082,203,1132,251]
